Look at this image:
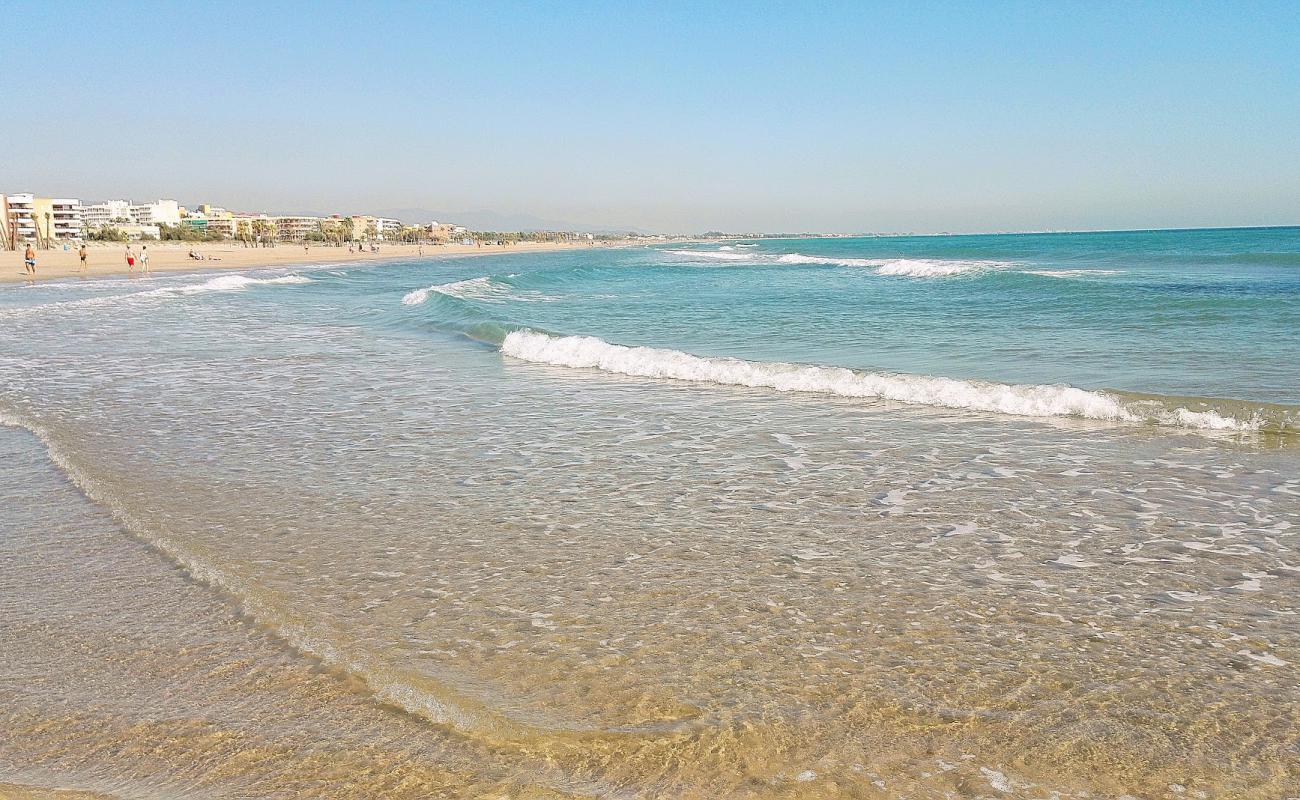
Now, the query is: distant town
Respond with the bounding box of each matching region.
[0,192,862,251]
[0,192,665,251]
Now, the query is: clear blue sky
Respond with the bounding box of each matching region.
[4,1,1298,233]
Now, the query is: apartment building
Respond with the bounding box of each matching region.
[130,199,182,226]
[350,215,378,240]
[82,200,134,229]
[206,216,239,239]
[375,217,402,240]
[3,194,83,244]
[274,216,321,240]
[45,198,84,240]
[3,194,38,245]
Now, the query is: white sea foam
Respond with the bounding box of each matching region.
[776,253,884,268]
[0,273,311,317]
[402,276,554,306]
[662,247,1014,277]
[502,331,1133,420]
[663,248,753,261]
[874,258,1011,277]
[1023,269,1124,279]
[500,331,1270,432]
[153,273,313,296]
[778,253,1011,277]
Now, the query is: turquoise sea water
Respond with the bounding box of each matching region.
[410,227,1300,430]
[2,228,1299,798]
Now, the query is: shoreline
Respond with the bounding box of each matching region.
[0,239,633,285]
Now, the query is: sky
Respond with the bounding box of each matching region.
[3,1,1298,233]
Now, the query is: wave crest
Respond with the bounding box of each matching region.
[663,248,754,261]
[501,331,1283,433]
[1,273,312,318]
[402,276,555,306]
[663,248,1011,277]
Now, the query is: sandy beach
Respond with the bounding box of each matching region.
[0,239,624,284]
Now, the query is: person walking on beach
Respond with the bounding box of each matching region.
[125,245,136,274]
[78,244,88,273]
[23,244,36,276]
[139,245,151,274]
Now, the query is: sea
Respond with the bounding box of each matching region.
[2,227,1298,799]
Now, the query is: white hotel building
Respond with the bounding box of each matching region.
[80,199,181,229]
[80,200,133,229]
[131,199,181,226]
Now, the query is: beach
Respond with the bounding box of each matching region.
[0,239,620,284]
[2,229,1298,798]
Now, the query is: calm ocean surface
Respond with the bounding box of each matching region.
[2,228,1298,798]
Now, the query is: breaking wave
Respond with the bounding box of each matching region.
[147,273,314,296]
[663,249,753,261]
[774,253,884,268]
[663,247,1013,277]
[402,276,556,306]
[500,330,1295,434]
[0,273,312,317]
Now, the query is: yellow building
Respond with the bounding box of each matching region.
[4,194,83,245]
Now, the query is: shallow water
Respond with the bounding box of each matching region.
[2,230,1298,798]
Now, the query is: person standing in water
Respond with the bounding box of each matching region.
[23,243,36,276]
[139,245,150,274]
[125,245,136,274]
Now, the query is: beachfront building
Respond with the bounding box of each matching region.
[240,214,277,241]
[81,200,134,229]
[426,222,459,243]
[130,199,182,226]
[181,212,208,233]
[2,193,37,246]
[206,216,239,239]
[350,215,378,241]
[43,198,84,240]
[375,217,402,240]
[2,194,83,245]
[319,217,349,243]
[274,216,321,241]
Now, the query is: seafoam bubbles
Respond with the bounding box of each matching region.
[0,273,313,318]
[1022,269,1125,280]
[663,247,1014,277]
[662,249,753,262]
[151,273,314,296]
[402,276,557,306]
[873,258,1012,278]
[500,330,1135,422]
[499,330,1280,433]
[781,252,1014,277]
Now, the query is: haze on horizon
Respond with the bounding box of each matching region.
[4,1,1298,235]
